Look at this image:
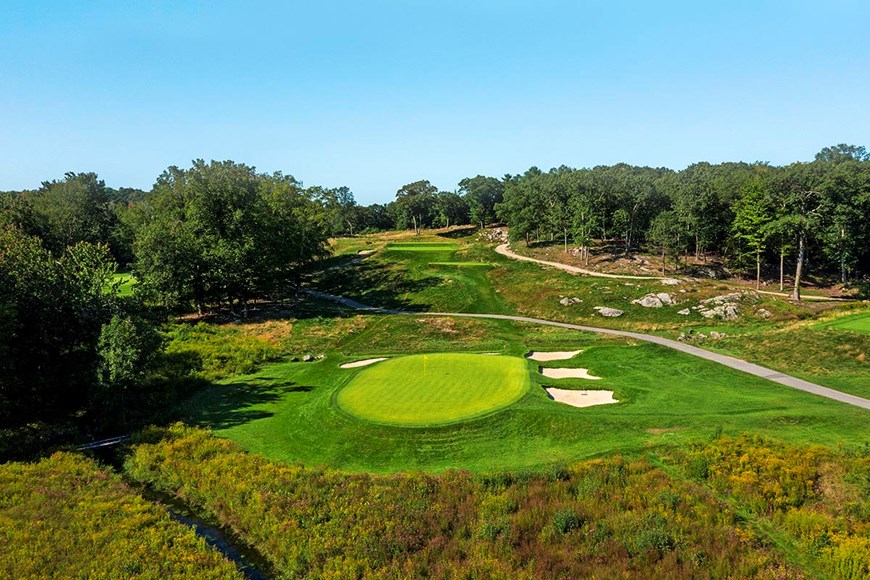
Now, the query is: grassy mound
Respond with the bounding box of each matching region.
[337,353,529,426]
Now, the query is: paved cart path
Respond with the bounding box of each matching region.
[305,289,870,410]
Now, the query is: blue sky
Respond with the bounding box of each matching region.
[1,1,869,204]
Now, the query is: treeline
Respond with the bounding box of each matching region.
[496,145,870,298]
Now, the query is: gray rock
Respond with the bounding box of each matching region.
[656,292,675,305]
[593,306,624,317]
[302,354,314,362]
[559,297,572,306]
[633,294,664,308]
[660,278,681,285]
[756,308,772,319]
[677,308,691,315]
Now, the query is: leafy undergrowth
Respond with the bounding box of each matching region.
[0,452,240,578]
[123,424,870,579]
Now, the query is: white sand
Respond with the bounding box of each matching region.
[526,350,582,362]
[540,367,601,380]
[546,388,618,408]
[339,358,388,369]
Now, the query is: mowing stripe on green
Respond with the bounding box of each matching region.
[336,353,529,426]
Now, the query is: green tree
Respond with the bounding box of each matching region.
[647,211,685,275]
[459,175,504,229]
[391,180,438,235]
[730,178,774,289]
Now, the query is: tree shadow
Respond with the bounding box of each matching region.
[436,225,477,239]
[176,378,314,430]
[310,259,441,312]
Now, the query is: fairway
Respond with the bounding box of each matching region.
[385,242,460,252]
[336,353,529,426]
[817,310,870,334]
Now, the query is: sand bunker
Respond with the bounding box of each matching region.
[540,367,601,380]
[526,350,582,362]
[546,388,618,408]
[340,358,388,369]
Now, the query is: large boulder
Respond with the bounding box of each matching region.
[632,294,663,308]
[594,306,624,317]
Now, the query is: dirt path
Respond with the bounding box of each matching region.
[495,243,849,302]
[495,243,667,280]
[305,289,870,410]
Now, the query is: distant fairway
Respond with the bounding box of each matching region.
[816,310,870,334]
[385,242,460,252]
[429,262,492,267]
[107,272,135,296]
[336,353,529,426]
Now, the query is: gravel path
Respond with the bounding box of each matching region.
[304,289,870,410]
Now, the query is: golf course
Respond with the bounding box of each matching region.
[172,233,869,474]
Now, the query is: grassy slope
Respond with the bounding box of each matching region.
[337,353,529,426]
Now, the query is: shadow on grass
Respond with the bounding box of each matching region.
[180,378,314,430]
[436,225,477,239]
[310,259,441,312]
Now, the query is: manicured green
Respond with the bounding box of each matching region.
[815,309,870,334]
[337,353,529,426]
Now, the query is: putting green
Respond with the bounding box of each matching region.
[336,353,529,426]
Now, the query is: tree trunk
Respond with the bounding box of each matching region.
[755,249,761,290]
[564,231,568,253]
[584,245,589,266]
[661,249,666,276]
[840,227,846,284]
[412,214,419,236]
[446,216,450,230]
[779,249,785,292]
[791,232,806,301]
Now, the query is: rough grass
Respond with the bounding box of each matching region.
[337,353,528,426]
[0,452,240,578]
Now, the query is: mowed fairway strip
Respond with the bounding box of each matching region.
[817,310,870,334]
[337,353,529,426]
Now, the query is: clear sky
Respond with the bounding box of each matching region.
[2,1,869,204]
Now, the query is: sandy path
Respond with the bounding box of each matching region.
[305,289,870,410]
[496,243,849,302]
[527,350,581,361]
[546,388,618,408]
[340,358,388,369]
[495,244,667,280]
[540,368,601,380]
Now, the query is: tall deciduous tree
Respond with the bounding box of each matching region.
[459,175,504,229]
[730,177,774,289]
